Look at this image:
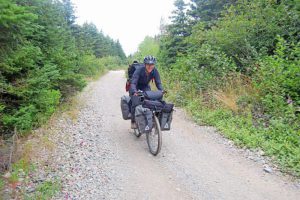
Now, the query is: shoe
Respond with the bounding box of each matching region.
[131,122,137,129]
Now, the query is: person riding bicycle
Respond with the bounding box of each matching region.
[130,55,164,129]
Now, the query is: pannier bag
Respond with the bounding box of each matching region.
[160,103,174,131]
[135,105,153,133]
[142,100,164,111]
[120,95,131,120]
[131,95,143,107]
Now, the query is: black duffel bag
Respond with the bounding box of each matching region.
[142,100,164,111]
[144,91,163,101]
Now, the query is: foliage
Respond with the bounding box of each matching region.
[159,0,191,66]
[159,0,300,176]
[26,180,61,200]
[0,0,126,135]
[131,36,160,63]
[0,177,4,191]
[8,159,34,184]
[79,55,125,78]
[254,38,300,116]
[133,36,160,61]
[188,0,237,27]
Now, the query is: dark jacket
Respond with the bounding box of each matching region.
[130,65,163,95]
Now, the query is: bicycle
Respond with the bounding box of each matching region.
[132,90,164,156]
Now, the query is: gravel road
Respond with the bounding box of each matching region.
[48,71,299,200]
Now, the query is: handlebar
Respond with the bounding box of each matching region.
[135,90,167,96]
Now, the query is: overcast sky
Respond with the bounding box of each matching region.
[72,0,175,56]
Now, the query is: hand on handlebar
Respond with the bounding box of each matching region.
[134,90,143,96]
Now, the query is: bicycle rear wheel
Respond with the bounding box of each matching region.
[146,115,162,156]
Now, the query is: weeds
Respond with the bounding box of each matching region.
[9,159,34,184]
[24,180,61,200]
[164,73,300,177]
[0,177,4,191]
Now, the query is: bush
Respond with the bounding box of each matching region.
[158,0,300,176]
[34,89,61,124]
[254,38,300,115]
[78,55,104,76]
[2,105,38,133]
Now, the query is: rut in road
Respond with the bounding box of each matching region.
[48,71,299,200]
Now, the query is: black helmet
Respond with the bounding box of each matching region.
[143,55,156,65]
[133,60,138,64]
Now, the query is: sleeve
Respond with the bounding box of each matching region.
[154,69,163,91]
[130,67,140,94]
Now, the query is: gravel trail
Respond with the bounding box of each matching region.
[48,71,299,200]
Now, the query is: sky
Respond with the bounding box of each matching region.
[72,0,175,56]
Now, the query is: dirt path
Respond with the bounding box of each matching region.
[47,71,299,199]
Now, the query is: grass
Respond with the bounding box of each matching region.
[162,72,300,177]
[9,159,35,184]
[24,180,61,200]
[0,177,4,191]
[184,96,300,176]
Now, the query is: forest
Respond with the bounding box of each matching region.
[133,0,300,176]
[0,0,126,136]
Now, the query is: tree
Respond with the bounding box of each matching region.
[133,36,160,61]
[187,0,237,27]
[159,0,190,66]
[0,0,126,135]
[62,0,76,26]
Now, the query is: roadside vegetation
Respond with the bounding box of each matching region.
[133,0,300,177]
[0,0,126,198]
[0,0,126,137]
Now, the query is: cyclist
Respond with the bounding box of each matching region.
[126,60,140,92]
[130,55,164,129]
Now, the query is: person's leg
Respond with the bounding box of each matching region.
[130,102,135,123]
[129,95,137,129]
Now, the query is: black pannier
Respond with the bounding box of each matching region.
[131,95,143,107]
[135,105,153,133]
[159,103,174,131]
[120,95,131,120]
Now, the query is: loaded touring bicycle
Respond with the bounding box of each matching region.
[121,90,174,155]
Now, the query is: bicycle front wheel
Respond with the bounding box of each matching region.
[146,115,162,156]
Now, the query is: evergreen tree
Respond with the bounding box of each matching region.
[0,0,126,135]
[187,0,237,27]
[159,0,190,66]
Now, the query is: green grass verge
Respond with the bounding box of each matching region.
[24,180,61,200]
[164,84,300,177]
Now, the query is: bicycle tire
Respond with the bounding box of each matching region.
[146,115,162,156]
